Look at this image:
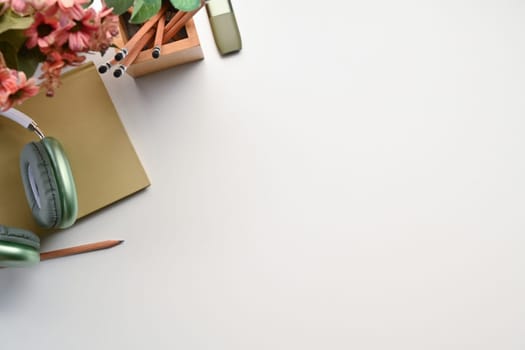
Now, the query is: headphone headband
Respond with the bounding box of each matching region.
[1,109,45,139]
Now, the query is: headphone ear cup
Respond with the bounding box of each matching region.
[0,225,40,267]
[19,137,78,229]
[0,225,40,249]
[20,141,62,228]
[39,137,78,228]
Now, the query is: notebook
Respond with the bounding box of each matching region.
[0,62,150,235]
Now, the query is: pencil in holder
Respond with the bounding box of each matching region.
[113,8,204,78]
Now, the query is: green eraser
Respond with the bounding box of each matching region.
[206,0,242,55]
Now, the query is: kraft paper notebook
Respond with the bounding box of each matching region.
[0,62,150,235]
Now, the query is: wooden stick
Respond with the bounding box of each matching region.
[40,240,124,261]
[114,28,155,77]
[125,28,155,64]
[163,1,204,44]
[114,3,169,61]
[152,13,166,59]
[163,9,185,34]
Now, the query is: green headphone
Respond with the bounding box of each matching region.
[0,109,78,268]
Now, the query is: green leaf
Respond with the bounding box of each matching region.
[17,46,44,78]
[0,41,18,69]
[0,10,33,35]
[129,0,161,24]
[105,0,134,15]
[170,0,201,11]
[0,29,28,51]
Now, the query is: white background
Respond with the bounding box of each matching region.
[2,1,525,349]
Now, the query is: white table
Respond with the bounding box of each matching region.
[2,1,525,349]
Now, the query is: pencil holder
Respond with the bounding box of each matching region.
[113,11,204,78]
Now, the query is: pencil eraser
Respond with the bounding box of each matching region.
[114,49,126,61]
[98,62,112,74]
[113,68,123,78]
[152,47,160,59]
[206,0,242,55]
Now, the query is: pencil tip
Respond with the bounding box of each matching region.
[110,240,124,248]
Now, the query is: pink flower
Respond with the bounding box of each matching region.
[98,6,119,38]
[0,68,39,111]
[29,0,58,11]
[39,54,64,96]
[0,67,18,92]
[0,92,7,108]
[25,12,62,50]
[0,68,14,107]
[88,6,119,54]
[39,48,84,96]
[61,5,98,51]
[10,0,30,14]
[56,0,88,10]
[2,0,116,102]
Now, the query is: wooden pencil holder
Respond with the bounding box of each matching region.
[113,12,204,78]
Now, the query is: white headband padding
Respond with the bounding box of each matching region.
[1,108,35,129]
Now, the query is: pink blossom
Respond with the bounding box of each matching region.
[0,67,18,92]
[89,6,119,53]
[1,0,116,106]
[62,5,98,51]
[57,0,88,9]
[39,52,64,96]
[10,0,30,14]
[28,0,57,10]
[39,49,84,96]
[98,6,119,37]
[25,12,62,50]
[0,68,39,111]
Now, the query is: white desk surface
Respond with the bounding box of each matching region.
[2,1,525,349]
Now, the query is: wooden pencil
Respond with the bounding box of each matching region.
[40,240,124,261]
[152,13,166,58]
[163,9,185,34]
[114,3,169,61]
[114,28,155,77]
[163,1,205,44]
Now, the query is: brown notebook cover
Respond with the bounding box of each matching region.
[0,62,150,235]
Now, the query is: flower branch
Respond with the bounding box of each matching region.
[0,0,119,110]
